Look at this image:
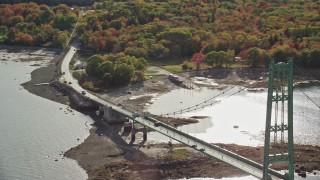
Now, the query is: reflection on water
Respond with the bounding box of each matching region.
[148,86,320,146]
[0,60,93,180]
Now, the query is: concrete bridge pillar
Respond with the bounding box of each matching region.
[102,106,113,120]
[131,127,136,142]
[99,105,126,124]
[123,122,132,132]
[143,127,147,141]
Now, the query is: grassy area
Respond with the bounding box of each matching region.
[161,65,183,73]
[145,70,159,76]
[228,62,249,68]
[149,57,189,66]
[161,149,191,160]
[161,61,212,73]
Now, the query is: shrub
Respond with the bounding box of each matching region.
[182,63,188,70]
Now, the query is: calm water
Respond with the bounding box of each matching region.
[148,86,320,146]
[0,60,93,180]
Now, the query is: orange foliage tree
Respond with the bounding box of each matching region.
[192,52,206,70]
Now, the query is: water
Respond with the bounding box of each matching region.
[0,60,93,180]
[148,86,320,146]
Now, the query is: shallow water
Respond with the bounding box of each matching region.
[148,86,320,146]
[0,59,93,180]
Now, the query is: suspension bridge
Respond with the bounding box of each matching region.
[61,44,320,179]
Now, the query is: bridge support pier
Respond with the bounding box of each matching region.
[131,127,136,142]
[123,122,132,132]
[99,106,127,124]
[143,127,147,141]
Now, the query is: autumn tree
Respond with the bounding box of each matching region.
[192,52,206,70]
[0,3,78,47]
[15,32,33,45]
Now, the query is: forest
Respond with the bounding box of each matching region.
[0,0,96,6]
[0,0,320,86]
[0,3,79,47]
[78,0,320,70]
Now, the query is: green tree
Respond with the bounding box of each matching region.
[98,61,114,78]
[260,49,272,68]
[271,45,299,63]
[53,14,77,31]
[5,28,17,44]
[134,57,148,71]
[53,31,69,47]
[216,51,230,67]
[109,19,122,30]
[86,55,105,76]
[206,51,229,67]
[206,51,218,67]
[35,9,54,25]
[0,26,8,42]
[299,48,311,67]
[202,44,216,54]
[113,63,135,85]
[124,47,148,59]
[134,71,146,81]
[157,28,193,56]
[246,47,261,67]
[310,49,320,67]
[149,43,169,58]
[10,16,24,26]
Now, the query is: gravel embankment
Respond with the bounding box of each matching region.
[21,52,70,105]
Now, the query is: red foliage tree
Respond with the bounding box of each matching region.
[192,52,206,70]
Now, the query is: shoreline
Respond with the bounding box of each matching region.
[7,47,320,179]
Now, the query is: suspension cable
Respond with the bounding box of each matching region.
[293,63,317,80]
[161,87,247,116]
[160,85,238,116]
[298,89,320,109]
[293,63,320,109]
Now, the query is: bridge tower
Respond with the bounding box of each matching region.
[263,60,294,180]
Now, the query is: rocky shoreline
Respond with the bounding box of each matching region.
[14,49,320,179]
